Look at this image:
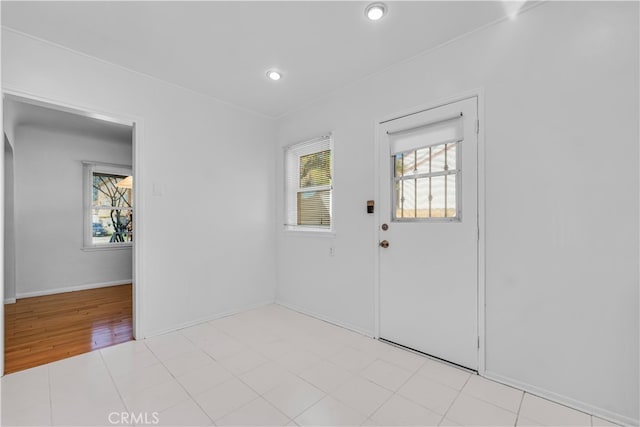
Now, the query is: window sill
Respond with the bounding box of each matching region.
[82,244,133,252]
[283,229,336,238]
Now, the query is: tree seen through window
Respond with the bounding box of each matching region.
[92,173,133,244]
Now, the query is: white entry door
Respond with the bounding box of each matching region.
[378,97,479,370]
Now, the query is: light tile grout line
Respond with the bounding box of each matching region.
[250,326,451,424]
[251,359,328,421]
[177,326,261,416]
[173,324,300,425]
[302,322,576,427]
[366,355,433,425]
[140,338,217,426]
[184,331,299,425]
[202,316,393,424]
[513,390,526,426]
[457,374,525,415]
[247,327,360,420]
[47,365,54,426]
[437,371,472,426]
[98,349,133,426]
[293,343,410,421]
[222,394,293,426]
[310,361,387,421]
[342,341,522,426]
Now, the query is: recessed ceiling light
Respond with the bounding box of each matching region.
[504,0,527,20]
[266,70,281,81]
[365,2,387,21]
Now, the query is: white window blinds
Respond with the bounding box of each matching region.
[388,116,463,155]
[285,135,333,231]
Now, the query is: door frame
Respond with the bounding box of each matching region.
[0,87,146,376]
[373,89,486,374]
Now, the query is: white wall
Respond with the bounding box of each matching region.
[12,125,132,296]
[4,95,17,303]
[275,2,638,424]
[2,27,277,336]
[3,136,15,302]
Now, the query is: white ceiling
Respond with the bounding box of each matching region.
[2,1,521,118]
[5,98,133,143]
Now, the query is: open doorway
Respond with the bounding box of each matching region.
[3,95,136,374]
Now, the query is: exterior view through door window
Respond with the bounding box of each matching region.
[92,172,133,245]
[393,141,459,219]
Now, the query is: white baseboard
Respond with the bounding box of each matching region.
[4,298,16,304]
[275,299,375,338]
[143,299,276,339]
[484,370,638,427]
[16,279,132,299]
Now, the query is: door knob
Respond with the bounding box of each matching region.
[379,240,389,248]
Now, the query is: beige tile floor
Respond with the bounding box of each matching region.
[1,304,618,426]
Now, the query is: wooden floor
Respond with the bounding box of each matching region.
[4,284,133,374]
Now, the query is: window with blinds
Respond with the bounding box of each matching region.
[285,135,333,231]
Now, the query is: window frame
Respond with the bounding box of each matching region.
[284,135,334,234]
[82,162,133,250]
[391,141,462,223]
